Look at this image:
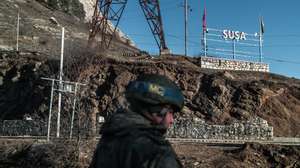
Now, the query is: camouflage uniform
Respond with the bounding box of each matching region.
[89,110,182,168]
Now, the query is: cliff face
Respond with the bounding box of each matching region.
[1,51,299,137]
[1,52,300,168]
[72,55,300,137]
[0,51,56,119]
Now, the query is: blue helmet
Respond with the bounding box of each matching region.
[125,74,184,113]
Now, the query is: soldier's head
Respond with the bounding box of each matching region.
[125,74,184,128]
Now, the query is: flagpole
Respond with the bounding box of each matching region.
[202,7,207,57]
[259,16,263,62]
[184,0,188,57]
[16,10,20,51]
[204,30,207,57]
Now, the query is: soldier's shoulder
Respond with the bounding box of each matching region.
[126,133,181,167]
[126,131,171,153]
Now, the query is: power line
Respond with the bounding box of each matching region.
[264,57,300,64]
[128,33,300,48]
[172,33,300,38]
[264,34,300,37]
[125,33,200,46]
[127,32,300,47]
[165,33,199,46]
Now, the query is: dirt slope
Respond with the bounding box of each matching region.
[0,140,299,168]
[173,142,300,168]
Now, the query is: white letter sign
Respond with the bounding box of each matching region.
[223,29,247,40]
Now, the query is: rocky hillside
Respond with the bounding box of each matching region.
[1,50,300,138]
[69,53,300,137]
[0,0,86,52]
[1,2,298,138]
[0,0,136,53]
[35,0,86,20]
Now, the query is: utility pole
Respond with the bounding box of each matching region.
[184,0,188,57]
[16,10,20,51]
[57,27,65,138]
[42,27,86,140]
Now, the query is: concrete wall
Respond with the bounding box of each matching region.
[167,117,273,140]
[0,120,47,136]
[200,57,269,72]
[1,117,273,141]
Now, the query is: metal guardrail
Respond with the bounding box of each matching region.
[168,138,300,146]
[0,136,299,146]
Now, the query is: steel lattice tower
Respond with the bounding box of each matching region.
[88,0,128,49]
[88,0,169,54]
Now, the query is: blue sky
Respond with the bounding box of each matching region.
[118,0,300,79]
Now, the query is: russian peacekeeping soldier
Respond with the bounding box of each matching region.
[89,74,184,168]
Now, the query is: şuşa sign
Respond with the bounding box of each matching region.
[222,30,247,40]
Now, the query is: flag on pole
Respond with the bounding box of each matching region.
[202,7,207,33]
[260,16,265,34]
